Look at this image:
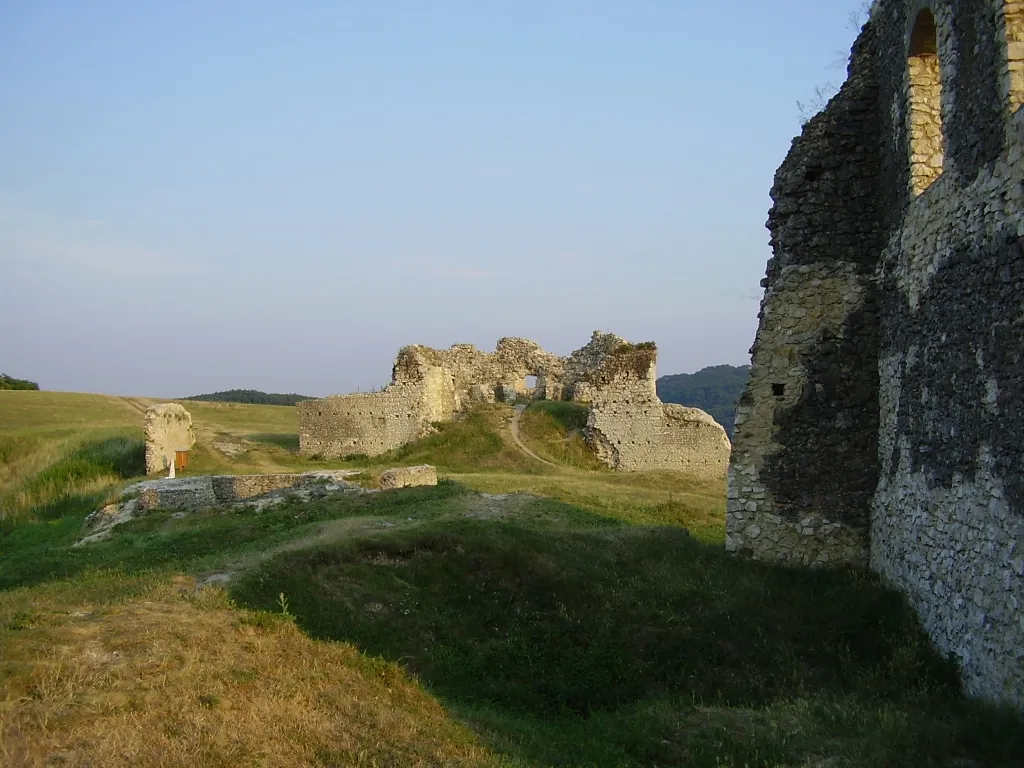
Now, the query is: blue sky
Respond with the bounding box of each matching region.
[0,1,866,397]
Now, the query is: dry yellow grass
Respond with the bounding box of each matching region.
[0,576,502,768]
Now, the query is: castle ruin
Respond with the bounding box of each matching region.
[299,332,731,477]
[727,0,1023,707]
[144,403,195,474]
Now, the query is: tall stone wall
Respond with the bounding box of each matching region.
[144,403,195,474]
[872,108,1024,707]
[730,0,1023,708]
[726,15,884,566]
[583,342,731,477]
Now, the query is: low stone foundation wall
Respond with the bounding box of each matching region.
[379,465,438,489]
[134,470,358,511]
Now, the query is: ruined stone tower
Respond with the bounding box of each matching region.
[728,0,1023,707]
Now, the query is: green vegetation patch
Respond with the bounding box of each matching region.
[232,518,1024,767]
[0,481,473,591]
[1,433,145,523]
[367,405,544,474]
[517,402,605,470]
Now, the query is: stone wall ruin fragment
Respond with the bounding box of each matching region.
[299,332,731,477]
[728,0,1024,708]
[144,403,196,474]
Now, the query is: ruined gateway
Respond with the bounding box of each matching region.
[728,0,1023,706]
[299,332,731,477]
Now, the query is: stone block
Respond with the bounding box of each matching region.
[137,477,216,511]
[379,465,438,490]
[144,403,195,474]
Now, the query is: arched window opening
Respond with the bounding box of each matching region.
[908,10,945,195]
[1001,1,1024,112]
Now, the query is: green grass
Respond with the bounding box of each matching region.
[517,401,606,470]
[1,391,1023,766]
[0,431,145,523]
[0,480,472,590]
[246,432,301,452]
[232,515,1024,767]
[365,405,545,474]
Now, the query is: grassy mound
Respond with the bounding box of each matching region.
[516,401,605,470]
[232,516,1024,767]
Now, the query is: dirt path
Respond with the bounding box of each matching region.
[509,405,558,468]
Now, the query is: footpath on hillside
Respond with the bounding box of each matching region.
[509,404,558,468]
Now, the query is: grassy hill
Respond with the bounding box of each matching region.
[1,391,1022,766]
[656,365,750,437]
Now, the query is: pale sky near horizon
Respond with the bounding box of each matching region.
[0,1,865,398]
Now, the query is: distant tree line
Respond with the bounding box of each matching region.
[656,365,750,438]
[184,389,313,406]
[0,374,40,391]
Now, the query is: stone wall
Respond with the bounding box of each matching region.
[1001,0,1024,112]
[561,331,629,402]
[727,264,878,566]
[396,337,564,407]
[873,105,1024,707]
[302,332,732,474]
[730,0,1023,708]
[299,366,455,458]
[583,342,731,477]
[134,471,361,511]
[144,403,195,474]
[726,13,884,567]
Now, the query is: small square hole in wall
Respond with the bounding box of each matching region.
[772,383,786,397]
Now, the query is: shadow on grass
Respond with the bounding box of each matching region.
[231,518,1024,767]
[247,433,300,452]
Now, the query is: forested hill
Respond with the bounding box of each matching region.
[0,374,40,390]
[184,389,313,406]
[656,364,750,437]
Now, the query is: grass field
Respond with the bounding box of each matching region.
[1,391,1022,767]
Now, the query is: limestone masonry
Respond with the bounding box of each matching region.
[299,332,731,477]
[379,465,439,489]
[79,470,363,545]
[728,0,1023,707]
[144,403,195,474]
